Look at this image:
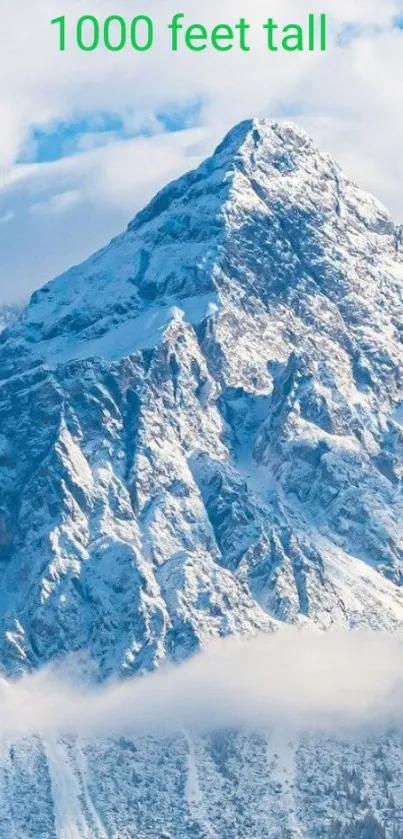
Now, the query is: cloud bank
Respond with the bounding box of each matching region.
[2,629,403,741]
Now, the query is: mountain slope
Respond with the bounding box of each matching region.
[0,119,403,837]
[0,302,22,333]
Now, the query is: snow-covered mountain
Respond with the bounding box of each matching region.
[0,302,21,333]
[0,119,403,837]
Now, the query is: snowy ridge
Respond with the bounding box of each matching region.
[0,119,403,836]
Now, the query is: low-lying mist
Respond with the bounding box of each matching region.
[1,628,403,740]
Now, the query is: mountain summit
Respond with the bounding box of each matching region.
[4,119,402,377]
[0,120,403,836]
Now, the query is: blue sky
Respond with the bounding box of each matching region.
[17,103,203,165]
[1,0,403,302]
[17,114,127,164]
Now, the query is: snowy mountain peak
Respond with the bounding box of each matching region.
[213,116,314,162]
[1,119,400,379]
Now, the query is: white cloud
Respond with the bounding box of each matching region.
[29,189,81,216]
[1,630,403,739]
[0,0,403,301]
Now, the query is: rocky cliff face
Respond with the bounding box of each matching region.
[0,120,403,837]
